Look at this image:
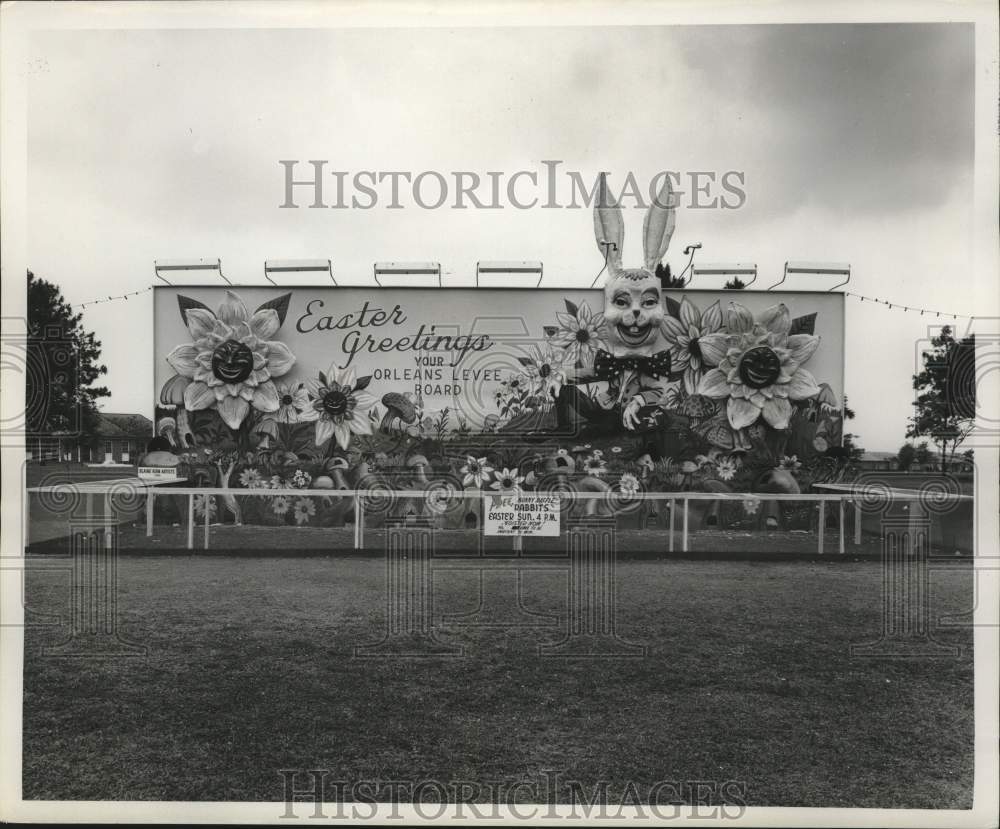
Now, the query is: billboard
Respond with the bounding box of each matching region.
[153,284,844,497]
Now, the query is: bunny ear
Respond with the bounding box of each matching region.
[593,173,624,274]
[643,173,677,271]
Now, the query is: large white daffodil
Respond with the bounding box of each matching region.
[696,302,821,430]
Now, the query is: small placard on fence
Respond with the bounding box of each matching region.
[137,466,178,481]
[484,494,561,537]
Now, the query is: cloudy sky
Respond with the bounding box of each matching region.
[26,22,977,451]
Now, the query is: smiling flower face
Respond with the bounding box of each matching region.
[697,303,821,431]
[306,364,377,450]
[166,291,295,429]
[660,298,730,394]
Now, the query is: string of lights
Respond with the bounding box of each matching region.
[71,282,978,323]
[845,291,977,321]
[77,286,153,309]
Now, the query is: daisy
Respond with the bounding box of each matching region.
[271,495,290,515]
[275,381,315,425]
[239,468,264,489]
[660,297,729,395]
[716,457,738,481]
[743,498,760,515]
[521,342,569,404]
[490,467,524,493]
[619,472,640,498]
[306,364,377,450]
[460,456,494,488]
[293,497,316,525]
[582,454,607,476]
[166,290,295,429]
[551,300,608,367]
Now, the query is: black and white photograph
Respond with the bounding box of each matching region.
[0,1,997,824]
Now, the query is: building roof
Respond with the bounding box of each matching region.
[94,412,153,438]
[860,451,897,462]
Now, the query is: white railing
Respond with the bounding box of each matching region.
[28,481,900,555]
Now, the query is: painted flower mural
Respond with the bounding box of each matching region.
[490,467,524,494]
[660,297,729,394]
[165,290,296,429]
[152,284,843,527]
[520,342,569,405]
[275,381,316,425]
[306,363,377,450]
[460,456,494,488]
[551,299,608,367]
[696,302,821,431]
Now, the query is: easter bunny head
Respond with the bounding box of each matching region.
[594,173,676,357]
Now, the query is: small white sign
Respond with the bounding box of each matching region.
[137,466,178,481]
[484,494,561,537]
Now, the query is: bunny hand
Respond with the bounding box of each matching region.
[622,396,645,430]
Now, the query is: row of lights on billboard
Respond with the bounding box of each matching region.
[152,258,851,291]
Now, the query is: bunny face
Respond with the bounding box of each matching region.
[592,173,677,358]
[603,269,664,356]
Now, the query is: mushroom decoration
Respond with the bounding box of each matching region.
[156,416,179,450]
[324,456,351,490]
[159,375,193,448]
[406,453,430,486]
[380,392,418,434]
[635,453,655,483]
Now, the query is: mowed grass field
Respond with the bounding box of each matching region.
[21,556,974,807]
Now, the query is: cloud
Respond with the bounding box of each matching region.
[25,23,977,451]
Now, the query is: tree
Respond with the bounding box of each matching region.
[906,326,976,474]
[841,394,863,462]
[655,262,687,288]
[914,441,932,467]
[26,271,109,443]
[897,443,916,471]
[723,277,746,289]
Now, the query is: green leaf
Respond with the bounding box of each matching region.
[664,294,682,319]
[789,313,817,335]
[177,295,212,325]
[564,298,579,316]
[255,292,293,327]
[353,375,372,391]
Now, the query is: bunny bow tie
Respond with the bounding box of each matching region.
[593,349,671,380]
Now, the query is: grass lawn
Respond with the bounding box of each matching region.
[22,555,973,807]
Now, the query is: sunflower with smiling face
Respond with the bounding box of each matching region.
[697,302,821,431]
[166,291,296,429]
[306,364,377,450]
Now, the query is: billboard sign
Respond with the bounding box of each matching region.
[153,284,844,498]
